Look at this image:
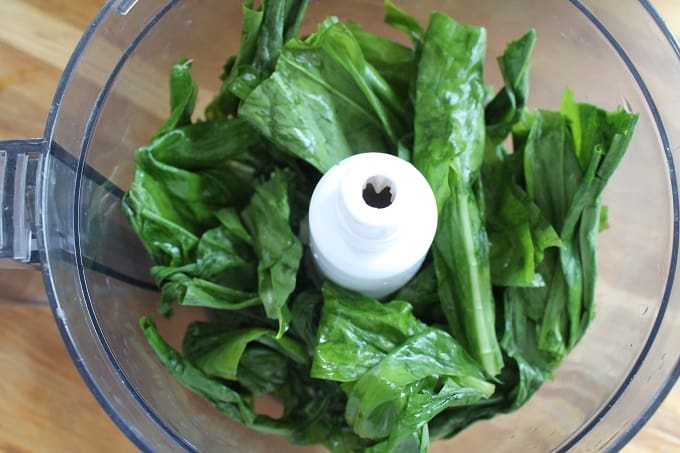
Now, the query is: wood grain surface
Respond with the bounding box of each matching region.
[0,1,678,452]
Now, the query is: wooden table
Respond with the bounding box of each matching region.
[0,0,677,451]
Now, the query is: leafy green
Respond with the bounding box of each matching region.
[501,288,556,409]
[154,58,198,138]
[205,0,311,119]
[148,118,261,170]
[182,322,307,381]
[289,290,323,354]
[239,19,407,172]
[494,94,638,415]
[141,207,260,315]
[124,2,638,451]
[132,145,250,230]
[414,12,503,377]
[196,208,257,288]
[312,283,427,382]
[345,328,494,441]
[481,30,563,288]
[242,169,303,337]
[384,0,425,50]
[122,199,198,268]
[121,137,260,269]
[312,284,493,449]
[122,61,266,267]
[483,147,561,288]
[559,91,638,344]
[485,30,536,143]
[394,260,442,321]
[346,22,417,105]
[139,316,291,435]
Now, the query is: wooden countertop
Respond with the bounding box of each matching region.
[0,1,677,451]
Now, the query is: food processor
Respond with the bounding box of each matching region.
[0,0,678,451]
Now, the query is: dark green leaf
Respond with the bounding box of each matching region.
[485,30,536,143]
[196,208,257,290]
[154,59,198,138]
[483,146,561,287]
[180,278,262,310]
[151,264,261,313]
[501,288,556,409]
[182,322,306,381]
[122,195,198,267]
[206,0,311,119]
[414,12,502,377]
[345,328,494,440]
[139,317,294,436]
[312,283,427,382]
[516,96,637,355]
[239,20,405,172]
[559,91,638,344]
[289,290,323,353]
[242,169,303,337]
[123,128,263,251]
[384,0,425,50]
[481,32,546,288]
[148,118,262,170]
[238,347,290,395]
[394,260,443,321]
[346,22,417,105]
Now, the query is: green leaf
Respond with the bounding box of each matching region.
[394,260,443,321]
[524,110,583,228]
[559,91,638,344]
[384,0,425,50]
[196,208,257,290]
[485,30,536,143]
[367,424,429,453]
[483,146,561,287]
[242,169,303,337]
[516,97,638,355]
[139,317,294,436]
[311,283,427,382]
[124,147,251,232]
[122,118,265,260]
[238,347,290,395]
[206,0,311,118]
[346,22,417,105]
[239,20,404,172]
[289,290,323,354]
[414,12,502,376]
[414,13,487,203]
[433,176,502,375]
[154,59,198,138]
[182,322,306,381]
[480,30,544,287]
[148,118,262,170]
[180,278,261,310]
[314,18,409,139]
[345,328,494,440]
[151,264,260,312]
[500,289,556,409]
[522,111,581,357]
[121,196,199,268]
[368,374,496,452]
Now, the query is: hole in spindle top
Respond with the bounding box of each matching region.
[362,175,396,209]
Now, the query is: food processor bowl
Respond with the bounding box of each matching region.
[1,0,678,451]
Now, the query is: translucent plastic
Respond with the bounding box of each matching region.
[40,0,679,451]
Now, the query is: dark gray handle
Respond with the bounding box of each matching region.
[0,138,47,268]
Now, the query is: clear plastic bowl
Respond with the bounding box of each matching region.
[25,0,680,451]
